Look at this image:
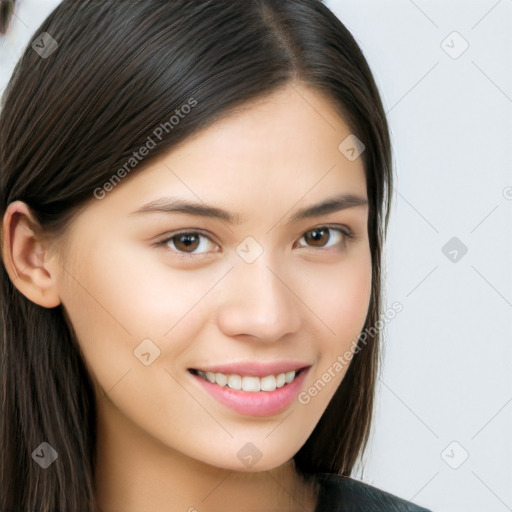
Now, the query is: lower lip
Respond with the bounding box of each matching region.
[190,368,309,417]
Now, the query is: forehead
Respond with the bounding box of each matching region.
[70,83,367,229]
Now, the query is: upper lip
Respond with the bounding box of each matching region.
[189,361,311,377]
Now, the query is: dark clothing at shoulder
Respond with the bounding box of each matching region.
[312,472,434,512]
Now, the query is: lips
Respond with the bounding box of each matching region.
[188,363,311,416]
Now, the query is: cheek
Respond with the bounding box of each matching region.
[337,262,372,335]
[63,237,211,337]
[298,249,372,406]
[308,249,372,342]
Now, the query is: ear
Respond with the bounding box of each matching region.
[1,200,61,308]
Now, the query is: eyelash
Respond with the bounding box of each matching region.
[154,225,355,261]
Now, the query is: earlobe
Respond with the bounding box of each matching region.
[1,200,61,308]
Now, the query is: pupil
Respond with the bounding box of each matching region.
[181,234,195,245]
[307,228,328,246]
[176,234,198,251]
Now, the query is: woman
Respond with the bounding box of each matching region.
[0,1,433,510]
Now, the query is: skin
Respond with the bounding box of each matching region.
[1,82,372,512]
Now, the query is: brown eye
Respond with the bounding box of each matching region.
[303,227,331,247]
[172,233,201,253]
[296,226,352,250]
[156,230,218,259]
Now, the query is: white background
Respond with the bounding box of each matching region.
[1,1,511,511]
[324,2,512,512]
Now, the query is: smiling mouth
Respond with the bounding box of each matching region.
[188,368,306,392]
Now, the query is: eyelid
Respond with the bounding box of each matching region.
[298,224,356,251]
[153,229,219,258]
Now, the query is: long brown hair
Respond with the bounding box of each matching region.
[0,1,392,510]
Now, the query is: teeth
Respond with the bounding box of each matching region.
[215,372,227,387]
[195,369,298,392]
[242,376,260,392]
[260,375,276,391]
[228,374,241,390]
[285,371,295,384]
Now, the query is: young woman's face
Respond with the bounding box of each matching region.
[51,83,371,472]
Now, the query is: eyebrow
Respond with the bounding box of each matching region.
[129,194,368,224]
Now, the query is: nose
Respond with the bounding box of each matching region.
[216,256,302,343]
